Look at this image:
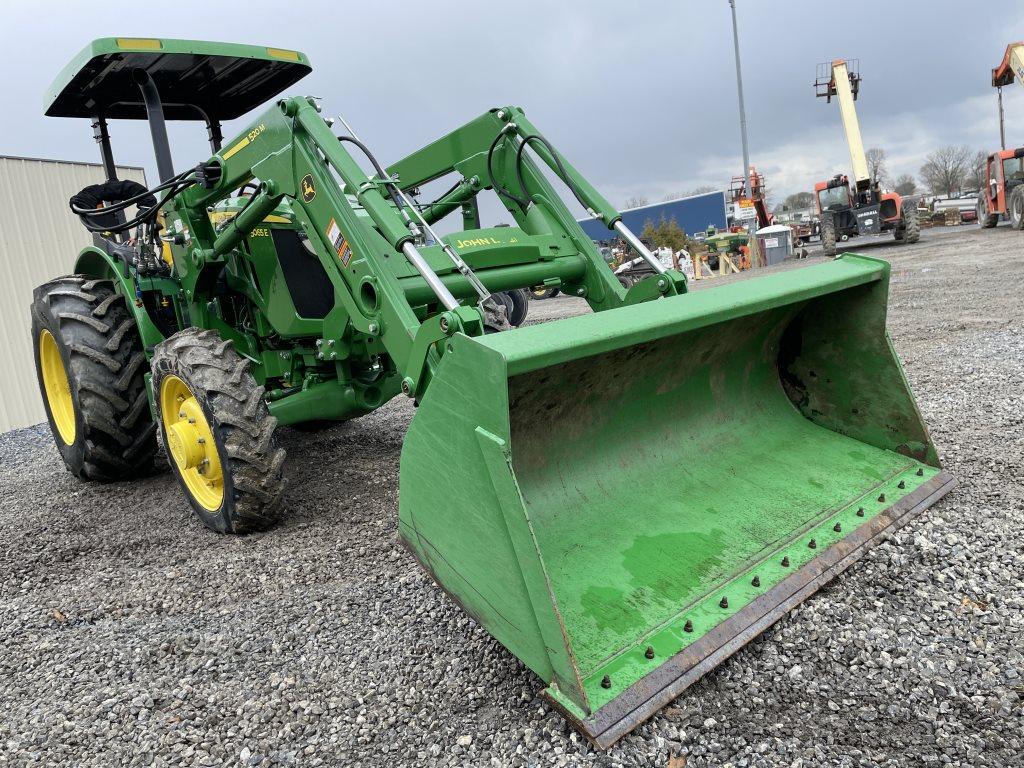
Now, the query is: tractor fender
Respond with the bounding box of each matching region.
[74,245,167,349]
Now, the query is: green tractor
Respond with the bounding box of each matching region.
[33,38,953,747]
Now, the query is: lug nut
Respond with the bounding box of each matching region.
[600,675,611,689]
[751,575,760,587]
[719,596,729,609]
[645,646,655,659]
[833,522,842,532]
[898,480,906,489]
[781,556,790,567]
[683,620,693,633]
[916,468,924,476]
[856,507,865,517]
[878,493,886,502]
[808,538,817,549]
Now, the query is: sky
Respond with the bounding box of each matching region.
[2,0,1023,214]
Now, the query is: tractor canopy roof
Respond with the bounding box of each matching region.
[45,37,311,121]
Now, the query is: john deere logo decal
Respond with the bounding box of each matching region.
[300,174,316,203]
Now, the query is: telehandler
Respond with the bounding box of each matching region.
[33,38,953,747]
[978,43,1024,229]
[813,60,919,254]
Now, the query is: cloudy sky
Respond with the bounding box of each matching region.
[3,0,1023,211]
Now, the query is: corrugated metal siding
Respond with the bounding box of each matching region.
[0,156,147,433]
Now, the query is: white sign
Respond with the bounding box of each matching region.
[763,237,779,248]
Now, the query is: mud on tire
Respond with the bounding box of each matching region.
[31,276,157,481]
[820,214,837,257]
[903,200,920,243]
[152,328,286,533]
[977,196,998,229]
[1009,186,1024,230]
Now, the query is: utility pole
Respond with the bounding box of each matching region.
[728,0,752,201]
[728,0,760,265]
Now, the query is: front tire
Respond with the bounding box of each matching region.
[904,201,920,243]
[977,197,998,229]
[31,276,157,481]
[152,328,286,533]
[821,215,837,257]
[529,286,559,300]
[506,288,529,326]
[1009,187,1024,230]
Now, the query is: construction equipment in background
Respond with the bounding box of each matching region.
[35,38,953,749]
[979,43,1024,229]
[975,148,1024,229]
[813,60,919,255]
[729,166,772,230]
[991,42,1024,151]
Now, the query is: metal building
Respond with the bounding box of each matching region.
[577,190,728,242]
[0,155,147,434]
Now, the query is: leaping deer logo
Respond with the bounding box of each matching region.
[300,174,316,203]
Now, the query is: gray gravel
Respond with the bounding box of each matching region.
[1,224,1022,767]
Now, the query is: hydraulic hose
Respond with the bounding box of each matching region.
[72,169,197,234]
[486,129,529,208]
[514,133,591,213]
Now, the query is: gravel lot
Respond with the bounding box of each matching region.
[1,224,1022,767]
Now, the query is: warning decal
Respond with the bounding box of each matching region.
[326,218,352,267]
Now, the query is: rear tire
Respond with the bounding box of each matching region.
[152,328,286,533]
[977,197,998,228]
[506,288,529,326]
[820,215,837,257]
[1009,187,1024,230]
[31,276,157,481]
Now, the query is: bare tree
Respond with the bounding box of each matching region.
[919,145,972,196]
[780,191,814,211]
[662,186,718,201]
[624,196,648,209]
[894,174,917,196]
[964,150,989,190]
[865,147,889,185]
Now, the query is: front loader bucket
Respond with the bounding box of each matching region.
[398,254,954,748]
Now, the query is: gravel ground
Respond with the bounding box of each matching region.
[1,224,1022,767]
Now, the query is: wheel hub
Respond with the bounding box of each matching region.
[39,330,76,445]
[159,375,223,510]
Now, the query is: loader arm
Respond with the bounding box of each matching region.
[166,96,683,406]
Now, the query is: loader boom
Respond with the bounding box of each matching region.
[161,96,686,413]
[992,42,1024,151]
[820,60,870,192]
[991,42,1024,89]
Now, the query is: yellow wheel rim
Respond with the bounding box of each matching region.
[160,375,224,511]
[39,330,76,445]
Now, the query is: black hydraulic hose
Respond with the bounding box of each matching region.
[336,135,406,212]
[486,130,529,208]
[514,133,590,212]
[423,179,464,208]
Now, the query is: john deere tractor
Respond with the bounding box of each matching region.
[33,38,953,747]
